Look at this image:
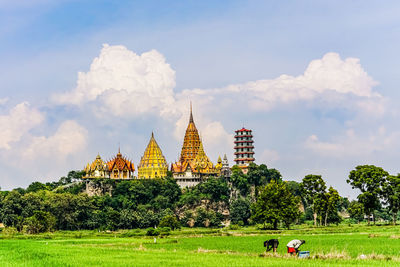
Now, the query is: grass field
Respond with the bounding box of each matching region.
[1,225,400,266]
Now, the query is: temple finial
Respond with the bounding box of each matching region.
[151,131,154,138]
[189,101,194,123]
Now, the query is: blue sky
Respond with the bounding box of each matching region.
[1,1,400,197]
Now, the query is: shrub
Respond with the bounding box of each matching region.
[159,215,180,230]
[159,227,171,236]
[228,224,240,230]
[2,227,17,237]
[146,227,160,236]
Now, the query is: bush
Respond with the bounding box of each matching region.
[159,227,171,236]
[2,227,17,237]
[195,208,223,227]
[146,227,160,236]
[159,215,180,230]
[228,224,240,230]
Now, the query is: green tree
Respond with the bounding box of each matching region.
[229,198,251,225]
[324,187,340,226]
[195,207,223,227]
[0,190,24,229]
[347,200,364,223]
[382,174,400,225]
[24,211,56,234]
[197,177,230,203]
[230,165,250,196]
[159,215,180,230]
[247,163,282,188]
[251,180,300,229]
[337,197,350,212]
[300,175,327,226]
[347,165,388,224]
[26,182,49,193]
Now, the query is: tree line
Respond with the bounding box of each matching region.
[0,163,397,233]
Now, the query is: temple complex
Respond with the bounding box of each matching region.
[137,132,168,179]
[81,103,237,189]
[84,154,108,178]
[171,104,218,187]
[106,149,135,179]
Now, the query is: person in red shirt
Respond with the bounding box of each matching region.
[286,239,305,255]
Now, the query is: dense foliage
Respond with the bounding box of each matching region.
[2,162,400,233]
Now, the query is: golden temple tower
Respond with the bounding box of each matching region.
[191,140,217,175]
[179,103,201,162]
[138,132,168,179]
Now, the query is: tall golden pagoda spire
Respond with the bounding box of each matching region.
[179,102,201,162]
[138,132,168,179]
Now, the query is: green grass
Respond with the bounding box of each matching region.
[1,225,400,266]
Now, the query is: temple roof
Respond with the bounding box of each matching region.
[191,140,216,173]
[236,127,252,132]
[107,149,135,172]
[138,132,168,168]
[84,154,106,172]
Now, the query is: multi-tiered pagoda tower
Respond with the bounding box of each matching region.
[234,127,255,173]
[137,132,168,179]
[179,103,200,162]
[171,103,217,187]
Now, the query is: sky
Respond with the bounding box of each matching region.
[1,0,400,198]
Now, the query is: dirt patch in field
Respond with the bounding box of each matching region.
[357,253,398,261]
[368,234,383,238]
[312,250,350,260]
[259,250,350,260]
[196,247,239,255]
[195,247,258,257]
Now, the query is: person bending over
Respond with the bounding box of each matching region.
[264,239,279,253]
[286,239,305,255]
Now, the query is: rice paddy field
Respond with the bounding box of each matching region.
[1,225,400,266]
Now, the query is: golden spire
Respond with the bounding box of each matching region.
[189,101,193,123]
[138,132,168,179]
[179,103,200,162]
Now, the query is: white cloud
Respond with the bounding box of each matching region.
[23,120,88,160]
[181,52,380,113]
[0,98,9,105]
[52,46,385,173]
[201,121,233,157]
[0,102,44,149]
[52,44,176,118]
[304,127,400,158]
